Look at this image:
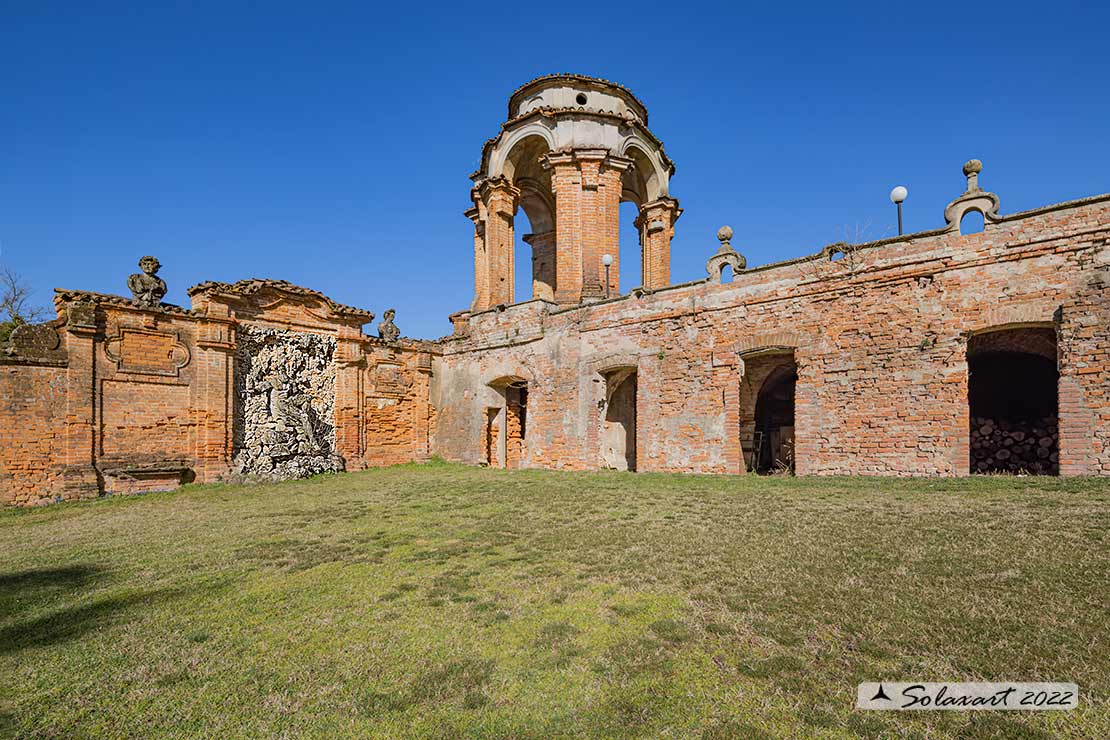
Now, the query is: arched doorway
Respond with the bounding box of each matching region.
[485,376,529,469]
[600,367,637,471]
[968,327,1058,474]
[738,350,797,474]
[753,364,797,474]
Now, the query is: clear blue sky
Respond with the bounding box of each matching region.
[2,1,1107,339]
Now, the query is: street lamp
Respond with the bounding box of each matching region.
[602,253,614,298]
[890,186,908,236]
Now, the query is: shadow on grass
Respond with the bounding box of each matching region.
[0,564,110,626]
[0,585,190,655]
[0,564,107,595]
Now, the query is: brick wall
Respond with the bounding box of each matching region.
[1,281,437,505]
[436,195,1110,477]
[3,193,1106,505]
[0,365,67,505]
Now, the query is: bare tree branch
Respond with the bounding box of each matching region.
[1,265,47,327]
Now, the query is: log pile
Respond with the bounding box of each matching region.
[970,416,1059,474]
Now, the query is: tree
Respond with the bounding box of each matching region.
[0,266,47,344]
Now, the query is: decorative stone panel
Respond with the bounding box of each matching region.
[232,326,343,480]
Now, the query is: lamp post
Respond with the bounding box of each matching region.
[602,253,613,298]
[890,186,908,236]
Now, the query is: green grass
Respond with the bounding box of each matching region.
[1,464,1108,739]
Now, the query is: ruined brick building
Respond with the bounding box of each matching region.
[3,74,1108,505]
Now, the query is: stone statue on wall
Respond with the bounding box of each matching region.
[378,308,400,342]
[127,256,167,307]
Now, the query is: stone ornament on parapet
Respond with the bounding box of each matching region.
[706,225,747,283]
[943,159,1002,233]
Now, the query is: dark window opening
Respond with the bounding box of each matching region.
[576,93,588,105]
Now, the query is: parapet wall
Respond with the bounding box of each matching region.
[436,194,1110,477]
[1,279,436,506]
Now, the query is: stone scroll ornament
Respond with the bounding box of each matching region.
[127,255,168,307]
[232,326,344,480]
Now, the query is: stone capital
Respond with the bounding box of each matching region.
[476,176,520,211]
[540,149,634,173]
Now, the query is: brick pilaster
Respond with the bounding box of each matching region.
[62,302,99,499]
[334,329,366,468]
[194,306,235,483]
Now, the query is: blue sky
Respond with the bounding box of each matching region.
[2,1,1107,338]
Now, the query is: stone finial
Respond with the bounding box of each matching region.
[944,158,1000,233]
[706,225,746,283]
[378,308,400,342]
[963,159,982,192]
[127,255,167,308]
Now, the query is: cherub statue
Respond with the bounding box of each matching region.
[127,255,167,307]
[378,308,400,342]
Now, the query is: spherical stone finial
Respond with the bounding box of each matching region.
[963,159,982,176]
[717,225,733,244]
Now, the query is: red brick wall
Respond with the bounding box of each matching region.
[0,365,67,505]
[1,284,437,505]
[437,195,1110,477]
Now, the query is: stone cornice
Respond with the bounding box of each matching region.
[471,107,675,183]
[187,279,373,322]
[507,73,650,123]
[54,289,196,316]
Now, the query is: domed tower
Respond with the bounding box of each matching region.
[466,74,680,311]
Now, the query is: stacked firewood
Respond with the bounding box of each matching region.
[970,416,1059,474]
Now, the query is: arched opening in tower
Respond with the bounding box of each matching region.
[501,135,555,304]
[514,208,535,302]
[618,200,642,295]
[968,327,1058,474]
[600,368,637,471]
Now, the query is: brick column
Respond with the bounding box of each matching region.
[598,155,632,298]
[477,177,519,308]
[413,351,433,460]
[576,151,606,301]
[544,152,583,305]
[523,230,556,302]
[637,197,681,291]
[544,150,631,304]
[194,310,236,482]
[465,204,488,312]
[61,300,99,499]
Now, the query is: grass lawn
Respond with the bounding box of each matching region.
[1,464,1107,739]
